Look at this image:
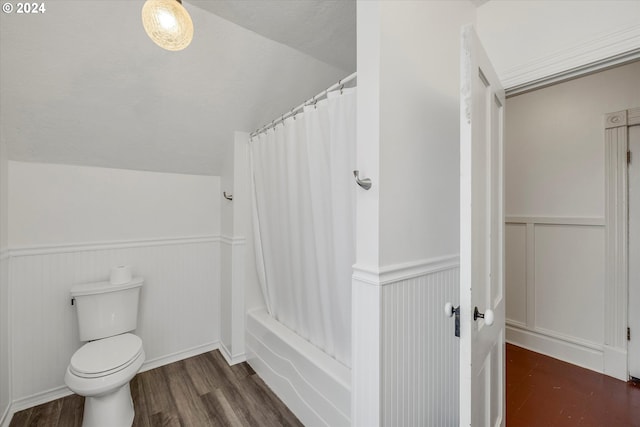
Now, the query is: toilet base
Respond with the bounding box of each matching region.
[82,383,134,427]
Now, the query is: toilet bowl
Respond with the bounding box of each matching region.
[65,334,145,427]
[66,277,144,427]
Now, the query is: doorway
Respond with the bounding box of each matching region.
[504,62,640,383]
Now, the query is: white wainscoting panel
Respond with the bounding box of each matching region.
[534,224,605,344]
[505,217,608,375]
[351,272,382,427]
[9,237,220,404]
[380,262,460,427]
[219,236,246,365]
[220,238,232,360]
[505,224,527,326]
[0,254,10,427]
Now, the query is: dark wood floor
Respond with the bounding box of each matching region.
[507,343,640,426]
[10,344,640,426]
[9,350,303,427]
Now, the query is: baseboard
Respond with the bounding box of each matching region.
[140,341,220,373]
[603,345,628,381]
[10,385,73,414]
[219,341,247,366]
[506,323,604,374]
[1,402,12,427]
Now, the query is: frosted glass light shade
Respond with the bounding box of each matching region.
[142,0,193,51]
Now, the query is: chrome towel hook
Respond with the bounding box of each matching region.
[223,191,233,201]
[353,170,372,190]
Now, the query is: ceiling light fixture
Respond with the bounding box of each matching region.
[141,0,193,51]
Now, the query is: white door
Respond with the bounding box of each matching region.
[459,25,505,427]
[629,125,640,380]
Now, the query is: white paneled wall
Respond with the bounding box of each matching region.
[9,237,220,408]
[0,254,9,425]
[505,217,606,371]
[353,258,460,427]
[534,225,604,342]
[381,265,460,427]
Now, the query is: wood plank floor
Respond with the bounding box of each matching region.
[507,343,640,426]
[9,350,303,427]
[12,343,639,426]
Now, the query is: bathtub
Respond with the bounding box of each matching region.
[245,308,351,426]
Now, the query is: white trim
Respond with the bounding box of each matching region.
[604,113,630,353]
[629,107,640,126]
[505,216,605,226]
[218,341,247,366]
[0,250,8,261]
[505,318,526,330]
[1,403,13,427]
[603,345,628,381]
[220,235,246,246]
[525,223,536,329]
[507,321,603,352]
[9,385,73,415]
[352,254,460,286]
[506,323,604,375]
[139,341,220,373]
[7,235,220,257]
[503,24,640,95]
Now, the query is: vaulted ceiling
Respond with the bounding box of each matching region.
[0,0,355,176]
[1,0,638,176]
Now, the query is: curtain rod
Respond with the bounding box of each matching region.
[250,71,357,139]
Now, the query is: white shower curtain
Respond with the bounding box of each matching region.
[250,88,356,367]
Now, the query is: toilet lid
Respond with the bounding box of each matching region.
[70,333,143,377]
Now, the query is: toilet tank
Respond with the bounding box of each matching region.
[71,278,143,342]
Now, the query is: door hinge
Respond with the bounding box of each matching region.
[628,327,631,341]
[628,150,632,164]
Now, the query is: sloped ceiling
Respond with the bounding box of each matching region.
[191,0,356,72]
[0,0,355,176]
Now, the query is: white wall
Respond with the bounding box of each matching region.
[378,0,473,266]
[8,162,219,247]
[5,161,222,409]
[504,61,640,375]
[353,1,474,425]
[477,0,640,89]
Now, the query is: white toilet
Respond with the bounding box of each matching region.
[65,278,145,427]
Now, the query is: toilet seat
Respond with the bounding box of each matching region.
[70,333,143,379]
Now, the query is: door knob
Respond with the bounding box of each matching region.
[444,302,460,337]
[444,302,455,317]
[474,306,494,326]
